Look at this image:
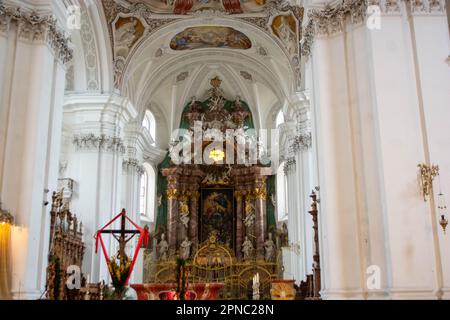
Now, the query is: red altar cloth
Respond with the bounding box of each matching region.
[131,283,224,300]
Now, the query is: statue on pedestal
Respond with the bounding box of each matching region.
[179,198,190,229]
[158,233,169,261]
[180,237,192,260]
[242,236,254,259]
[243,199,255,228]
[264,233,276,262]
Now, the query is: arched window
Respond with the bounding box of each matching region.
[139,171,148,216]
[142,110,156,145]
[276,162,288,221]
[275,110,285,128]
[139,164,156,222]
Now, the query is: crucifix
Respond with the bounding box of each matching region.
[95,209,149,285]
[98,209,140,262]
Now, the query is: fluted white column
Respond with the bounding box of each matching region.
[0,2,71,299]
[62,94,136,283]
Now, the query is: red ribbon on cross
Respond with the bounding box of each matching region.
[94,209,149,285]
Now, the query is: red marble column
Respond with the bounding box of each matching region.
[189,190,200,252]
[234,190,244,259]
[254,176,267,259]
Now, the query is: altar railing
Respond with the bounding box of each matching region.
[144,236,282,299]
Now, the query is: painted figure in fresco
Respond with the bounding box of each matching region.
[170,27,252,51]
[242,236,254,259]
[115,20,138,48]
[222,0,243,14]
[158,233,169,261]
[173,0,194,15]
[264,232,276,262]
[180,237,192,260]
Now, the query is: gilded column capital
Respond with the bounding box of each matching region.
[253,188,268,200]
[166,189,179,200]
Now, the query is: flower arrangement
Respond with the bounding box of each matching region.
[107,253,131,299]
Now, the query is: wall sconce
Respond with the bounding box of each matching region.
[437,192,448,234]
[418,163,439,202]
[0,202,13,225]
[0,202,13,300]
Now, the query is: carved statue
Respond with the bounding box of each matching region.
[157,194,162,207]
[233,96,244,111]
[209,96,225,111]
[180,214,190,229]
[115,20,138,48]
[242,236,254,259]
[243,199,256,228]
[270,193,276,207]
[243,211,255,228]
[179,198,190,228]
[180,237,192,260]
[157,233,169,261]
[276,16,297,55]
[264,233,276,262]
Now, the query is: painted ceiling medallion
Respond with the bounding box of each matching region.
[170,26,252,50]
[125,0,267,15]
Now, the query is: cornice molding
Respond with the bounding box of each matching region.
[301,0,446,57]
[73,133,126,154]
[0,4,73,64]
[123,158,145,175]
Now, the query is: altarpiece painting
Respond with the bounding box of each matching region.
[200,188,235,251]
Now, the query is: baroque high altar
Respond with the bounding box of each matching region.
[137,77,284,299]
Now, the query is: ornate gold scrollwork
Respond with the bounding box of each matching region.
[254,188,267,200]
[166,189,179,200]
[418,163,439,202]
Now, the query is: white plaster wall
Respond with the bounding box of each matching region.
[411,14,450,298]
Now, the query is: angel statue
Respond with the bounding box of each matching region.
[242,236,254,259]
[180,214,190,229]
[270,193,276,207]
[157,194,162,207]
[158,233,169,261]
[180,237,192,260]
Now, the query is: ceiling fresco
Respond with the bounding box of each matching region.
[125,0,267,15]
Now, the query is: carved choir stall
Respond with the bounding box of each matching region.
[46,192,85,300]
[141,77,282,299]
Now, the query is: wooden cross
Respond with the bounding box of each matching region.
[98,209,140,261]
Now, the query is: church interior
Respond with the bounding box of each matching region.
[0,0,449,301]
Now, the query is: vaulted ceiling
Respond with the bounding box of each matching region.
[66,0,307,147]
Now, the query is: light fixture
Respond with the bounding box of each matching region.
[209,148,225,162]
[418,163,439,201]
[436,177,448,234]
[0,202,13,225]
